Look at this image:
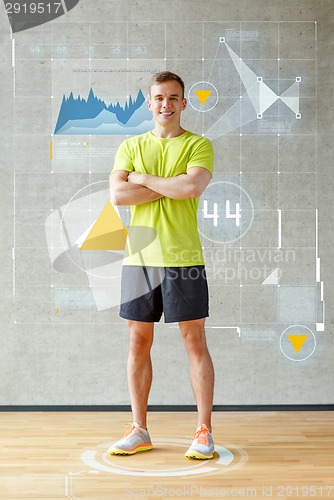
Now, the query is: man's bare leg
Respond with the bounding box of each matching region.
[179,318,214,431]
[126,320,154,429]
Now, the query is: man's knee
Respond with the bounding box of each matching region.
[127,320,154,354]
[179,320,208,355]
[179,319,205,337]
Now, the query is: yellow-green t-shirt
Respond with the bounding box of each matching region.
[111,130,214,266]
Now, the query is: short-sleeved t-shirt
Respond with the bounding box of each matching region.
[111,130,214,267]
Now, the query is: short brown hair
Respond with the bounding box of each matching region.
[149,71,185,98]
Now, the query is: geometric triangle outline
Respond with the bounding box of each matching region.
[225,43,258,86]
[280,81,299,99]
[280,96,300,114]
[246,82,260,114]
[279,82,300,113]
[225,42,278,115]
[262,267,281,285]
[205,93,259,138]
[259,81,279,114]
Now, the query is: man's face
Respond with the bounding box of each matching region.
[148,80,187,126]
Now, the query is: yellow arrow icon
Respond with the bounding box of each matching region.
[194,89,212,106]
[287,335,309,353]
[80,200,128,251]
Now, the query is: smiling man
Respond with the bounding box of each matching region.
[108,71,215,460]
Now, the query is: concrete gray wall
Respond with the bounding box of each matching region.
[1,0,333,405]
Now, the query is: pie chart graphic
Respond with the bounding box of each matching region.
[45,181,164,311]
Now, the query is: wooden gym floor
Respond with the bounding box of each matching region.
[0,411,333,499]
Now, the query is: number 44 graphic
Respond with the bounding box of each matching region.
[203,200,241,227]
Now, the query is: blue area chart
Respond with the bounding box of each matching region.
[54,88,154,135]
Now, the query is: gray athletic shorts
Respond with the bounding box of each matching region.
[119,265,209,323]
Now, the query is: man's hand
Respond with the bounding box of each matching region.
[128,171,147,186]
[109,170,163,206]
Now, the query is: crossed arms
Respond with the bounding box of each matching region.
[109,167,212,206]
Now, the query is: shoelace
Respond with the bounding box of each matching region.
[123,422,141,438]
[193,425,210,445]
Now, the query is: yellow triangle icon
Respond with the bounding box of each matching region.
[287,335,309,353]
[80,200,128,251]
[194,89,212,106]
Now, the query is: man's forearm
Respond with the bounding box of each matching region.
[133,173,200,200]
[110,178,163,206]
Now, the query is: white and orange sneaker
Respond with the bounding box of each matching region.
[108,423,153,455]
[185,424,215,459]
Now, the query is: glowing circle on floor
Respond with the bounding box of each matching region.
[81,438,248,477]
